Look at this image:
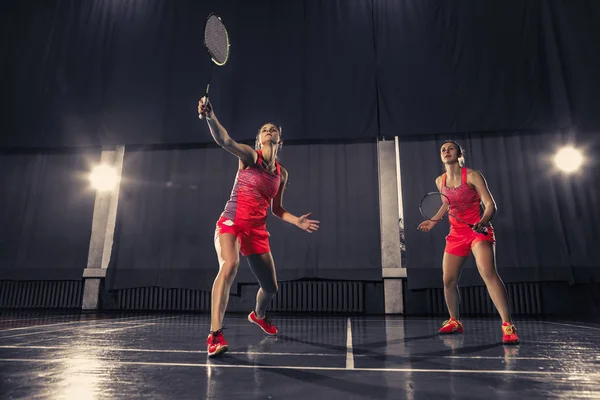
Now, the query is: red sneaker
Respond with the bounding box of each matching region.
[248,311,278,335]
[207,329,228,357]
[502,322,519,345]
[438,317,463,334]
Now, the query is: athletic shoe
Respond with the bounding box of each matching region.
[438,317,464,334]
[502,322,519,345]
[248,311,278,335]
[207,329,228,357]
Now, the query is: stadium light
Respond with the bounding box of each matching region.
[554,146,584,173]
[89,164,120,192]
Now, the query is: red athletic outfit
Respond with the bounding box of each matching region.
[214,150,281,256]
[441,167,495,257]
[438,168,519,344]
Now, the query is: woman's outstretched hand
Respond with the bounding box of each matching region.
[297,213,320,233]
[417,219,438,232]
[198,96,214,119]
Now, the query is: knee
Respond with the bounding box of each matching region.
[480,270,500,284]
[443,275,459,290]
[218,261,239,282]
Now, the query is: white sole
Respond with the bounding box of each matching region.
[208,345,229,357]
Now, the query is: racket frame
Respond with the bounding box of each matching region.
[203,13,231,67]
[419,191,488,235]
[199,13,231,120]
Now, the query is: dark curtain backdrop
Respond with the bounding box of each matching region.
[376,0,600,135]
[376,0,568,135]
[399,130,600,289]
[107,141,381,292]
[0,149,99,280]
[0,0,377,147]
[2,0,600,147]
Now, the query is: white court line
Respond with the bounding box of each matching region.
[0,316,77,323]
[440,355,564,361]
[0,316,179,338]
[346,318,354,369]
[0,321,96,332]
[87,323,155,334]
[0,314,174,333]
[0,324,158,339]
[0,345,350,357]
[2,358,600,377]
[541,321,600,331]
[0,345,585,361]
[0,327,97,339]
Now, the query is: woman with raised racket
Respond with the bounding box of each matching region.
[418,140,519,344]
[198,97,320,357]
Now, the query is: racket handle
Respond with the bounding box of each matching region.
[476,225,489,236]
[469,223,488,236]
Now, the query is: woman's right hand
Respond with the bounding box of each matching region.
[418,220,438,232]
[198,96,214,119]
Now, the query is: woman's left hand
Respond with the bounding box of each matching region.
[297,213,320,233]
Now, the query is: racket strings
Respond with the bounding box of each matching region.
[420,194,448,220]
[205,16,229,64]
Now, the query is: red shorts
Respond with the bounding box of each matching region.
[214,217,271,256]
[445,226,496,257]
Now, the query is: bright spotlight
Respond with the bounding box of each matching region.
[554,147,584,173]
[89,165,120,191]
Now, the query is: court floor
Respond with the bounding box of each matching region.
[1,311,599,399]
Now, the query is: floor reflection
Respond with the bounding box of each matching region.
[0,313,598,399]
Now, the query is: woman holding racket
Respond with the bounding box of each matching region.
[198,97,320,357]
[418,141,519,344]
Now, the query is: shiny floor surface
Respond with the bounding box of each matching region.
[1,312,599,399]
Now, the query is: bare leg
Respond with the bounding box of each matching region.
[472,241,512,322]
[211,233,240,332]
[246,252,278,318]
[442,252,467,320]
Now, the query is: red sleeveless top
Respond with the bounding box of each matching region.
[220,150,281,227]
[440,167,489,231]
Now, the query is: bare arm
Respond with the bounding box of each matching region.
[418,176,447,232]
[198,97,256,166]
[271,168,297,224]
[272,167,319,233]
[429,176,450,221]
[418,175,449,232]
[468,170,497,224]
